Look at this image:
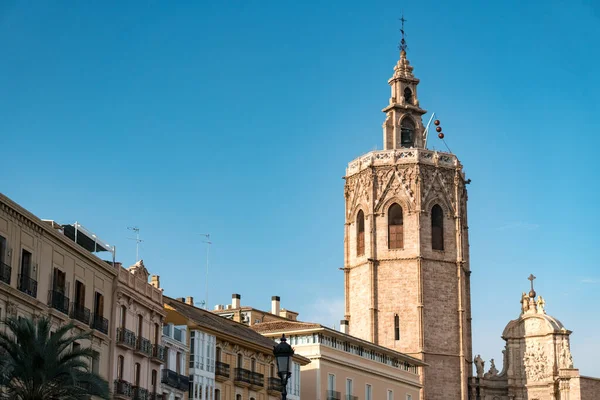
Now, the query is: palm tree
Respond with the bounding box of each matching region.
[0,316,110,400]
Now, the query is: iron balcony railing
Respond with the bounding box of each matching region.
[251,371,264,387]
[234,368,253,385]
[152,343,166,362]
[117,327,136,348]
[267,377,283,392]
[132,386,149,400]
[0,262,11,285]
[90,314,109,335]
[135,336,153,356]
[149,393,163,400]
[215,361,230,378]
[161,369,188,391]
[70,302,90,325]
[48,289,69,314]
[346,395,358,400]
[327,390,341,400]
[114,379,133,397]
[17,274,37,298]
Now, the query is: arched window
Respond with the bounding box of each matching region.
[403,87,413,104]
[134,362,140,386]
[400,118,415,147]
[356,210,365,256]
[117,355,124,379]
[215,389,221,400]
[237,353,243,368]
[236,395,242,400]
[394,314,400,340]
[431,204,444,250]
[388,204,403,249]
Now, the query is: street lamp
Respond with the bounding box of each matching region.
[273,334,294,400]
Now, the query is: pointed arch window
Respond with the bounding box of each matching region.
[356,210,365,256]
[388,204,404,249]
[403,87,413,104]
[394,314,400,340]
[431,204,444,250]
[400,118,415,147]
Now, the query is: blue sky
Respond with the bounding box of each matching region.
[1,0,599,376]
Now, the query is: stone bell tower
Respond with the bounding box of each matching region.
[342,33,473,400]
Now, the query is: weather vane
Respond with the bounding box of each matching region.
[399,14,408,52]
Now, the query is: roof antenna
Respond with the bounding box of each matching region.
[127,226,143,262]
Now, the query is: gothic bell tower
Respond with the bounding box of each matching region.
[342,29,473,400]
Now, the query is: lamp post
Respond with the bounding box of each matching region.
[273,334,294,400]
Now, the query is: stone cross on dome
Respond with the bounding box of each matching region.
[528,274,536,298]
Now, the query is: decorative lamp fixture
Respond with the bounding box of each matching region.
[273,334,295,400]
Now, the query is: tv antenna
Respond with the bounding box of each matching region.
[199,234,211,310]
[127,226,143,261]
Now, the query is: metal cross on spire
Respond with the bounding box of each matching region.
[528,274,537,298]
[398,14,408,52]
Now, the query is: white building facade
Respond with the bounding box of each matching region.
[162,323,190,400]
[189,329,216,400]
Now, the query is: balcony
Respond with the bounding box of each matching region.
[135,336,153,357]
[90,314,109,335]
[0,262,11,285]
[117,327,136,349]
[132,386,149,400]
[346,396,358,400]
[70,302,90,325]
[149,394,163,400]
[327,390,341,400]
[161,369,188,391]
[267,377,283,394]
[250,371,264,389]
[47,290,69,315]
[215,361,230,382]
[234,368,252,388]
[151,343,166,363]
[17,274,37,298]
[114,379,133,399]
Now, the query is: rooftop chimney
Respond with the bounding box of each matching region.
[232,294,241,309]
[340,319,349,334]
[271,296,281,316]
[150,275,160,289]
[186,296,194,305]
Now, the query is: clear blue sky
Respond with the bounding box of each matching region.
[2,0,599,376]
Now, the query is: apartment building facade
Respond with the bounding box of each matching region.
[252,321,425,400]
[114,260,167,400]
[0,193,116,381]
[162,322,191,400]
[163,296,310,400]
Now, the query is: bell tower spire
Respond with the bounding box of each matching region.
[382,17,427,150]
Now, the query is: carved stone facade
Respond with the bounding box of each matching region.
[469,287,600,400]
[343,48,472,400]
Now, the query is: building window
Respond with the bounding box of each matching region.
[327,374,335,391]
[52,268,66,293]
[91,351,100,374]
[251,358,256,372]
[153,323,160,344]
[215,389,220,400]
[406,395,412,400]
[133,363,140,386]
[388,390,394,400]
[176,351,182,374]
[0,235,6,264]
[356,210,365,256]
[431,204,444,250]
[117,355,124,379]
[366,384,372,400]
[403,87,413,104]
[94,292,104,319]
[237,353,243,368]
[400,117,415,147]
[136,314,143,337]
[346,378,353,395]
[20,249,32,277]
[216,347,222,362]
[270,363,275,378]
[388,203,404,249]
[236,395,241,400]
[394,314,400,340]
[152,370,158,394]
[119,305,127,328]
